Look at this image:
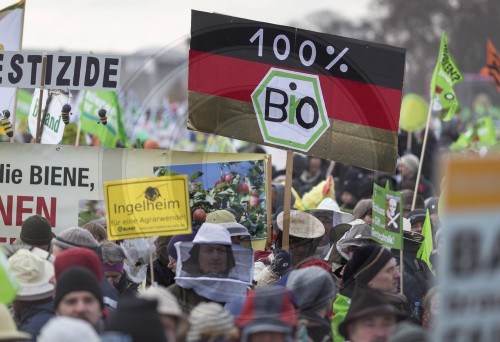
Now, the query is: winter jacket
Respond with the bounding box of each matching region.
[17,300,54,340]
[300,310,332,342]
[115,273,140,299]
[146,259,176,288]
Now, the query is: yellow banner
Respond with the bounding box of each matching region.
[104,175,191,240]
[445,155,500,210]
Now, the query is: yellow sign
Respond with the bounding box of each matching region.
[445,155,500,210]
[104,175,191,240]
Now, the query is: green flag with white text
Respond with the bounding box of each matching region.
[79,90,128,147]
[430,32,464,122]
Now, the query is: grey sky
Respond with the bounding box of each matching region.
[1,0,370,53]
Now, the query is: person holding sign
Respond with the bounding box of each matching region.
[168,223,254,315]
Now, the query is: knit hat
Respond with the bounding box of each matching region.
[37,317,100,342]
[187,302,238,342]
[54,247,103,282]
[401,154,419,174]
[342,245,394,286]
[51,227,99,251]
[20,215,54,246]
[406,209,426,226]
[276,210,325,239]
[54,267,103,310]
[8,249,54,301]
[353,199,373,220]
[237,287,297,341]
[0,303,32,340]
[167,232,196,260]
[286,266,336,311]
[206,210,250,238]
[339,285,406,339]
[106,297,167,342]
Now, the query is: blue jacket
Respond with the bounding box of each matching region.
[18,300,54,340]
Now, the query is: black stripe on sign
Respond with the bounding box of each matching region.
[191,10,406,90]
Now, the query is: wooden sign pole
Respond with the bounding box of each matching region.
[282,150,294,251]
[35,55,47,144]
[266,154,273,250]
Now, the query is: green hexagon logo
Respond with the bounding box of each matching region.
[251,68,330,152]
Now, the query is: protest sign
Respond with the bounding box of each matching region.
[0,143,268,244]
[104,176,191,240]
[371,183,403,250]
[27,89,66,144]
[436,155,500,342]
[0,52,121,90]
[188,10,406,172]
[0,249,18,304]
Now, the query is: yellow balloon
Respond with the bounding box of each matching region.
[399,93,428,132]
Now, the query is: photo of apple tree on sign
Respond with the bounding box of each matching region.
[153,160,267,238]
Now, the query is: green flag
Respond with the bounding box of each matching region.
[476,116,497,147]
[417,210,434,273]
[0,248,19,304]
[79,90,128,147]
[430,32,464,122]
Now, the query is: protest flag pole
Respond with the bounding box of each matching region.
[411,99,434,210]
[35,55,47,143]
[282,150,294,251]
[9,0,25,143]
[75,120,82,146]
[148,237,155,285]
[406,132,412,152]
[266,154,273,250]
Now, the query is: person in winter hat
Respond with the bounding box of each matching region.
[332,245,403,342]
[236,286,297,342]
[286,266,336,341]
[8,249,55,339]
[101,241,138,298]
[38,316,100,342]
[139,285,190,342]
[168,223,254,314]
[187,302,238,342]
[54,267,104,331]
[52,229,119,310]
[105,297,167,342]
[13,215,54,251]
[339,285,405,342]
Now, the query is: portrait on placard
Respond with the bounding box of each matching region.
[385,195,401,233]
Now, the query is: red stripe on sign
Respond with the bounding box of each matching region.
[189,50,402,132]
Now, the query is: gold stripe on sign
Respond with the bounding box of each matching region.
[188,92,398,173]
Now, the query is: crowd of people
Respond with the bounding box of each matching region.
[0,149,442,342]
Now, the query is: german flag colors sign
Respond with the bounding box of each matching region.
[188,11,406,172]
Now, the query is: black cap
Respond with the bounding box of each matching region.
[405,209,426,226]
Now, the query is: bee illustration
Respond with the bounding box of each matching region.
[1,110,13,137]
[136,183,167,202]
[143,187,161,201]
[98,108,107,125]
[61,104,72,125]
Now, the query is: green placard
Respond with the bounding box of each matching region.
[0,249,19,304]
[371,183,403,250]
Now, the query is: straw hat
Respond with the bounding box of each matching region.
[8,249,54,301]
[0,303,32,340]
[276,210,325,239]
